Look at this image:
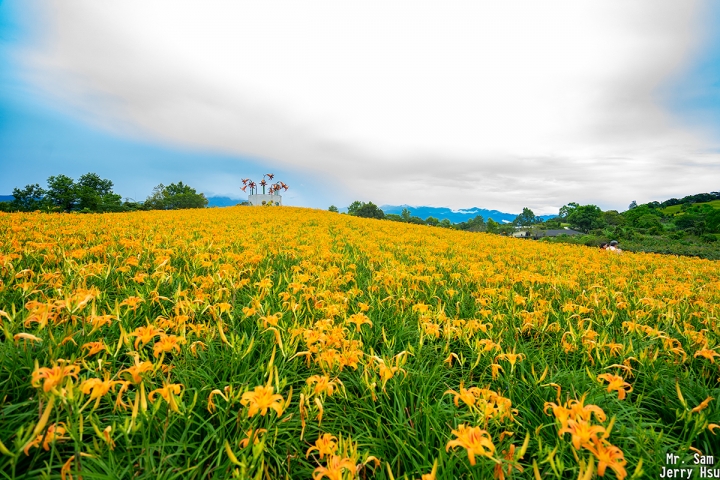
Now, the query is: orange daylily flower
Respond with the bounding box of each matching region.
[446,424,496,465]
[559,419,606,450]
[129,325,163,349]
[240,385,284,418]
[153,334,185,357]
[694,348,720,363]
[23,423,67,455]
[148,383,183,412]
[313,455,356,480]
[306,433,338,459]
[307,375,340,397]
[82,341,108,356]
[585,438,628,479]
[239,428,267,448]
[691,396,714,414]
[32,362,80,393]
[597,374,632,400]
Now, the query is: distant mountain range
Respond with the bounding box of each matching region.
[0,195,246,207]
[1,194,557,223]
[380,205,557,223]
[206,196,246,207]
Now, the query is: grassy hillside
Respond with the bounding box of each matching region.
[0,208,718,479]
[661,199,720,215]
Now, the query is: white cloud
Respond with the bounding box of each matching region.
[15,0,720,213]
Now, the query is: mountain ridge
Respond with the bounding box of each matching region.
[379,205,557,223]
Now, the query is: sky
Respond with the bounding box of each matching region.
[1,1,719,214]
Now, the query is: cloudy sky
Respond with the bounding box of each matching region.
[1,1,719,214]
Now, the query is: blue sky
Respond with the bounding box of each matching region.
[1,1,719,214]
[0,2,334,207]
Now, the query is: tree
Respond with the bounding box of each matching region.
[354,202,385,219]
[628,200,638,210]
[559,202,579,220]
[11,184,46,211]
[328,205,339,213]
[76,173,122,211]
[401,208,411,222]
[347,201,363,216]
[46,174,78,212]
[486,218,499,233]
[602,210,625,226]
[706,209,720,233]
[425,216,440,227]
[145,182,208,210]
[514,207,537,227]
[566,204,604,233]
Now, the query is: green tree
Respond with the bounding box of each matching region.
[425,216,440,227]
[401,208,411,222]
[706,209,720,233]
[566,204,604,233]
[486,218,499,233]
[439,219,452,228]
[542,217,562,229]
[76,173,122,212]
[328,205,339,213]
[11,184,47,211]
[513,207,537,227]
[145,182,208,210]
[354,202,385,219]
[602,210,625,226]
[559,202,579,220]
[46,174,78,212]
[347,201,363,216]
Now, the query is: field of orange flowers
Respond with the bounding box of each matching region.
[0,206,718,479]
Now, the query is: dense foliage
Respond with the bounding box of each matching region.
[341,191,720,259]
[6,173,124,213]
[0,207,718,479]
[144,182,208,210]
[1,174,208,213]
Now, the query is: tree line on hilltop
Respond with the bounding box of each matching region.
[0,173,208,213]
[332,192,720,257]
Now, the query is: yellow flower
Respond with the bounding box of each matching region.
[307,375,339,397]
[306,433,338,459]
[694,348,720,363]
[445,384,481,408]
[148,382,183,412]
[13,332,42,343]
[119,295,144,311]
[585,438,627,480]
[313,455,356,480]
[446,424,496,465]
[567,395,607,423]
[130,325,163,349]
[82,341,108,356]
[239,428,267,448]
[24,423,66,455]
[597,374,632,400]
[81,374,121,400]
[32,363,80,393]
[346,313,372,332]
[260,313,280,328]
[121,358,154,384]
[558,419,606,450]
[691,396,714,414]
[241,385,284,418]
[153,334,185,357]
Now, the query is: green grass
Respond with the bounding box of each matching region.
[1,208,719,479]
[661,200,720,215]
